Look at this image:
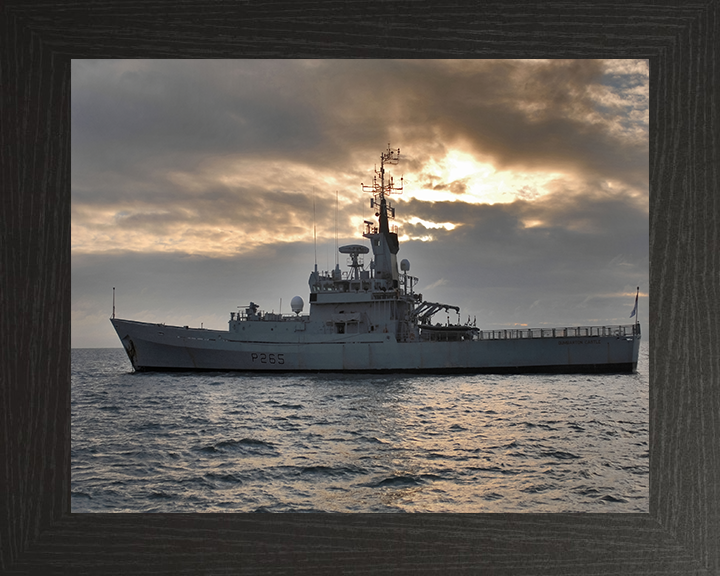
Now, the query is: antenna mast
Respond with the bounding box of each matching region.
[312,189,317,272]
[362,144,403,235]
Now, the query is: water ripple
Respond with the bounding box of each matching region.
[72,345,649,513]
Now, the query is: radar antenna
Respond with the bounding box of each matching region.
[339,244,369,280]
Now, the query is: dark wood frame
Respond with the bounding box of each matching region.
[2,2,717,574]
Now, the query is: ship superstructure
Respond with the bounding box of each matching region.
[111,146,640,373]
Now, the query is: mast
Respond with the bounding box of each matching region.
[362,145,403,285]
[366,145,402,235]
[313,188,317,273]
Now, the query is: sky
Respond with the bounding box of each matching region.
[71,59,649,349]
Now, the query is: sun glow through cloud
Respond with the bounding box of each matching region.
[401,149,572,207]
[406,217,457,231]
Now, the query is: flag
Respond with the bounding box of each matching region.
[629,288,638,318]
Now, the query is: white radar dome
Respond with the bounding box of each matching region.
[400,259,410,272]
[290,296,304,315]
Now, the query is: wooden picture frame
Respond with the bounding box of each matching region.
[2,2,717,573]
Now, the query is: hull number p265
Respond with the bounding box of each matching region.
[251,352,285,365]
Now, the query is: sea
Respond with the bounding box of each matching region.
[71,341,649,513]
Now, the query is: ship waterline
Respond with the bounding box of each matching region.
[111,145,640,374]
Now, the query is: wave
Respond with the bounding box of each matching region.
[373,475,426,487]
[197,437,278,455]
[299,465,364,477]
[204,472,244,484]
[541,450,581,460]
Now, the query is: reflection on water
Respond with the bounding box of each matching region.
[72,342,648,512]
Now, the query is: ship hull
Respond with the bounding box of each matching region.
[111,319,640,374]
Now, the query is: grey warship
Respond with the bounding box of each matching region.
[111,145,641,373]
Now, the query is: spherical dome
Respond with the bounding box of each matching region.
[400,259,410,272]
[290,296,304,314]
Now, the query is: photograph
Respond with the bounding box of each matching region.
[71,59,649,513]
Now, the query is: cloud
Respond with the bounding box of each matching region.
[73,58,647,184]
[71,59,648,347]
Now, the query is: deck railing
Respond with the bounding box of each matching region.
[475,324,640,341]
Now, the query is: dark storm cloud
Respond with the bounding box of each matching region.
[398,183,648,266]
[72,60,326,167]
[310,59,648,188]
[73,60,647,197]
[72,58,648,250]
[107,186,317,234]
[395,184,647,327]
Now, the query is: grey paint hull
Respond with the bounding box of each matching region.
[111,318,640,374]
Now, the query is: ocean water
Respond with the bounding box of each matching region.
[71,342,649,513]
